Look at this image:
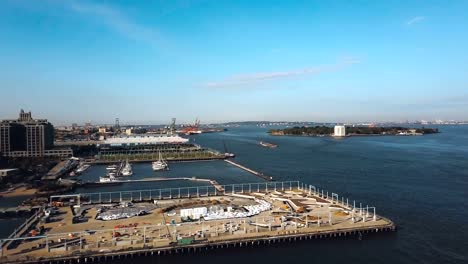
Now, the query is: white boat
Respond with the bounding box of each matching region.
[152,152,168,171]
[106,165,117,171]
[152,161,167,171]
[99,175,119,183]
[76,164,91,173]
[224,153,235,158]
[121,160,133,176]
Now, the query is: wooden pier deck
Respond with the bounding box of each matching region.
[0,181,395,264]
[0,216,395,264]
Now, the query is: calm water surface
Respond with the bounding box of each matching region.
[1,125,467,263]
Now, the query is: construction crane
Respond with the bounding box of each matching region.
[169,118,176,134]
[114,118,120,132]
[181,118,202,135]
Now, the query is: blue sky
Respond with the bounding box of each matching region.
[1,0,467,124]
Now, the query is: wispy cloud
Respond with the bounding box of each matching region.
[67,0,161,46]
[407,16,426,25]
[203,57,359,89]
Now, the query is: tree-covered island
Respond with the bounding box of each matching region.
[269,126,439,136]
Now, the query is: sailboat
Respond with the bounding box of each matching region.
[223,140,235,158]
[152,152,168,171]
[121,160,133,176]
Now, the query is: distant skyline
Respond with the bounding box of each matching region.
[1,0,468,124]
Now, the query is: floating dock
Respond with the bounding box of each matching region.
[0,181,395,264]
[83,177,225,193]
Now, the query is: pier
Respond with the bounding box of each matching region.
[225,159,272,181]
[1,206,43,251]
[0,181,395,263]
[42,159,79,180]
[1,223,395,264]
[0,206,42,217]
[96,144,227,163]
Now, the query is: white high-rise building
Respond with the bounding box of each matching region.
[125,128,133,135]
[334,125,346,137]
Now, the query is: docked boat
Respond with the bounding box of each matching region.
[76,164,91,174]
[152,161,168,171]
[121,160,133,176]
[152,152,168,171]
[106,165,118,171]
[99,175,119,183]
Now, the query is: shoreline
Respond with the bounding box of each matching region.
[269,133,433,137]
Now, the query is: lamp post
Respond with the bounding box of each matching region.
[331,193,338,204]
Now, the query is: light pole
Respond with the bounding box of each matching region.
[332,193,338,204]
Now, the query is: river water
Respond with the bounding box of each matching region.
[1,125,467,263]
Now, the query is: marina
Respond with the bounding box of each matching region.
[1,125,467,264]
[100,160,133,183]
[2,2,467,263]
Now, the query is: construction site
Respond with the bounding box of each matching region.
[0,181,395,264]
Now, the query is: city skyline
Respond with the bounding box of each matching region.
[1,0,468,123]
[2,109,467,127]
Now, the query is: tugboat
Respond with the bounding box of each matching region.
[152,152,168,171]
[259,141,278,148]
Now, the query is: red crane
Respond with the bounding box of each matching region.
[181,118,202,135]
